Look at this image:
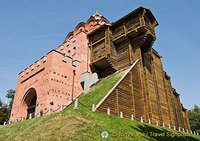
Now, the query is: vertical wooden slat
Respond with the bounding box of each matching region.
[105,29,107,58]
[116,89,119,117]
[130,71,136,118]
[124,21,127,36]
[128,39,132,65]
[108,27,111,55]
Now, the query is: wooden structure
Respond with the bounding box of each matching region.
[89,7,191,131]
[88,7,157,77]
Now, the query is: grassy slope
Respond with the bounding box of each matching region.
[0,71,199,141]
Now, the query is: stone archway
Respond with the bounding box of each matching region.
[22,88,37,119]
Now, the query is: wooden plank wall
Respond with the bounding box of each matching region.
[163,75,176,127]
[151,52,171,126]
[97,62,145,121]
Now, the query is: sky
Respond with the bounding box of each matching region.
[0,0,199,109]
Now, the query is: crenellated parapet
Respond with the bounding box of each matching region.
[18,50,64,82]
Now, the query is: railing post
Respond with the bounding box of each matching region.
[174,126,176,130]
[48,108,51,115]
[162,123,165,127]
[73,99,78,109]
[156,121,158,126]
[38,111,41,117]
[148,119,151,124]
[60,104,63,111]
[140,117,143,123]
[131,115,134,121]
[168,124,170,128]
[120,112,123,118]
[107,108,110,115]
[29,113,32,119]
[92,104,96,112]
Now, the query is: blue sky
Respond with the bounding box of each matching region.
[0,0,199,109]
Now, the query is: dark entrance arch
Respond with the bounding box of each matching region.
[23,88,37,119]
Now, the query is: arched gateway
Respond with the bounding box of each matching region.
[22,88,37,119]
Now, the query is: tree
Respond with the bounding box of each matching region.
[6,89,15,117]
[188,105,200,133]
[0,98,9,124]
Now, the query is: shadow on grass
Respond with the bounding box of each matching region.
[130,124,199,141]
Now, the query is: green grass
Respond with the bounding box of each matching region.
[0,70,200,141]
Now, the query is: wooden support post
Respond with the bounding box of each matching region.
[128,39,133,65]
[123,22,127,36]
[108,27,111,55]
[105,29,107,57]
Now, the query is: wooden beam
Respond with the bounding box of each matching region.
[91,56,106,64]
[130,72,135,117]
[92,37,105,46]
[116,89,119,117]
[124,21,127,36]
[108,27,111,55]
[128,39,133,64]
[105,29,107,57]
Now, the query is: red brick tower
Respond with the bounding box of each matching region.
[10,12,109,122]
